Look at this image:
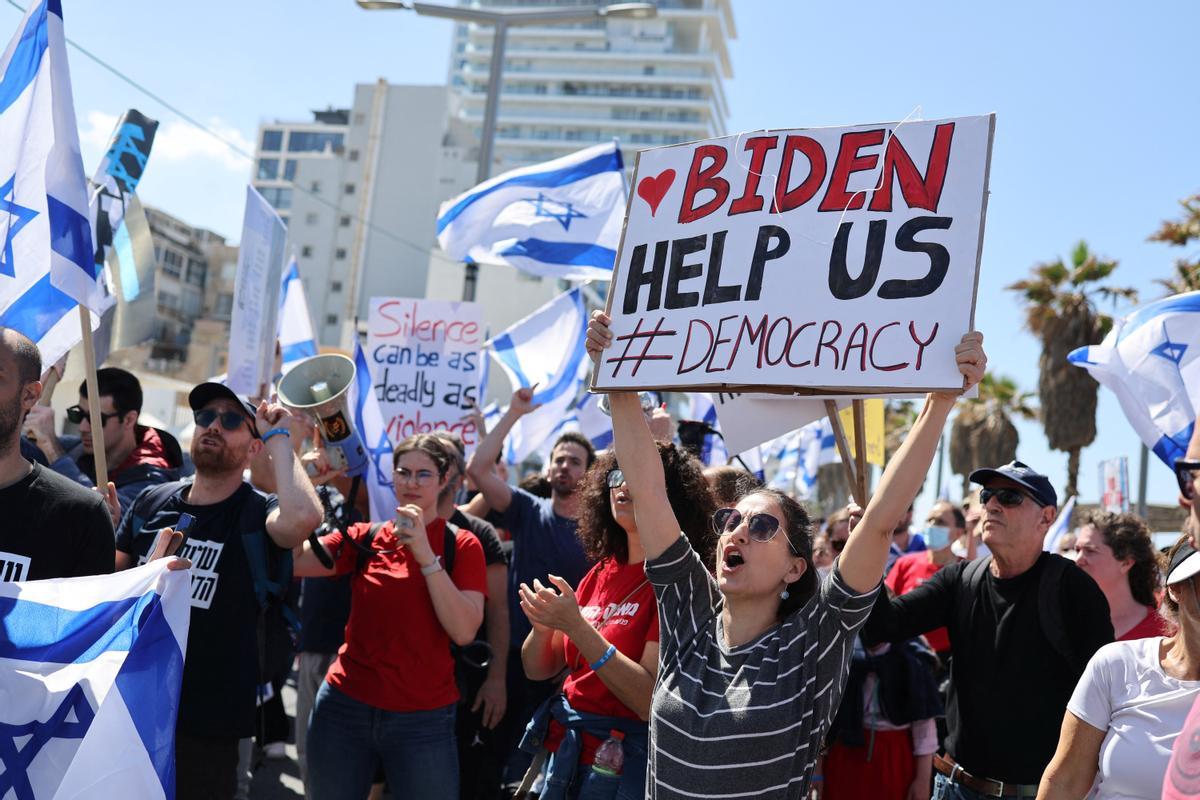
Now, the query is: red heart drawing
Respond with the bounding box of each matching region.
[637,169,675,217]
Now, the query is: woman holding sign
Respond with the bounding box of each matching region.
[584,310,986,800]
[293,434,487,800]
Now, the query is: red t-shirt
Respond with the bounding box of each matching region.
[546,557,658,762]
[319,518,487,712]
[886,551,951,653]
[1117,606,1174,642]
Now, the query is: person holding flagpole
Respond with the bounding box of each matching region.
[584,310,987,799]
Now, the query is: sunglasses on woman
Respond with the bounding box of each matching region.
[1177,459,1200,500]
[606,468,626,489]
[979,487,1043,508]
[712,507,799,555]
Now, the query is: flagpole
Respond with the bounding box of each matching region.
[78,307,108,488]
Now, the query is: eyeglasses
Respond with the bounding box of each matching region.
[395,467,437,485]
[194,409,249,432]
[66,405,123,426]
[980,487,1043,508]
[606,468,626,489]
[1176,459,1200,500]
[713,507,798,555]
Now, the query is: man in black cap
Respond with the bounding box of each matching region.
[861,460,1113,799]
[115,382,323,800]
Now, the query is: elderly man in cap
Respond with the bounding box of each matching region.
[862,460,1113,799]
[115,382,322,800]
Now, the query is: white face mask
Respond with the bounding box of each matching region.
[925,525,952,550]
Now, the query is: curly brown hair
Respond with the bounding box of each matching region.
[576,442,715,566]
[1083,509,1162,607]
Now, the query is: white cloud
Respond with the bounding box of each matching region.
[78,110,253,173]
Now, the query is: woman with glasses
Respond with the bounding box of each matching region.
[517,443,713,799]
[293,433,488,800]
[585,311,986,800]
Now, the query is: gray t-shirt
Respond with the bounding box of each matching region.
[645,535,878,799]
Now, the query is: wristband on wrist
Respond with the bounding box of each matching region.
[261,427,291,444]
[810,775,823,782]
[589,643,617,672]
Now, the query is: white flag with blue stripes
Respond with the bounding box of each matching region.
[347,340,398,522]
[687,394,729,466]
[277,257,317,374]
[436,142,626,282]
[487,288,589,463]
[1068,291,1200,466]
[1043,495,1076,553]
[0,560,190,798]
[0,0,102,366]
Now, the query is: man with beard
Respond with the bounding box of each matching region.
[0,328,114,581]
[115,381,323,800]
[467,386,596,791]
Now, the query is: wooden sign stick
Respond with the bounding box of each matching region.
[852,399,868,504]
[824,400,864,508]
[79,307,108,489]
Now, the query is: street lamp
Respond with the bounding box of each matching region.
[357,0,657,301]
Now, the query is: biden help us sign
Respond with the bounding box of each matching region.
[592,114,994,395]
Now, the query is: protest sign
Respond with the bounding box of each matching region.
[227,186,287,396]
[592,114,994,395]
[1099,457,1130,513]
[367,297,485,446]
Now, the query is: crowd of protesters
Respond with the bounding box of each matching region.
[2,318,1200,800]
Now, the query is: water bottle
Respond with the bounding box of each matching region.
[591,729,625,777]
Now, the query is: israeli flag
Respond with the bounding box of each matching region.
[0,0,102,366]
[347,340,398,521]
[487,288,589,463]
[0,560,190,798]
[686,394,728,466]
[1044,495,1077,553]
[277,257,317,374]
[1068,291,1200,466]
[436,142,626,281]
[575,392,613,451]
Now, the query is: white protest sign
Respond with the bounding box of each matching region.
[711,392,843,457]
[593,114,994,395]
[366,297,485,447]
[227,186,287,395]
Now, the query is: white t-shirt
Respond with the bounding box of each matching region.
[1068,637,1200,800]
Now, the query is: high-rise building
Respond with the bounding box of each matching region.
[443,0,735,172]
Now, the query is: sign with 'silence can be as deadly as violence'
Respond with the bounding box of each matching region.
[591,114,995,396]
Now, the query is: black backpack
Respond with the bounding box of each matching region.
[955,553,1076,666]
[127,480,298,682]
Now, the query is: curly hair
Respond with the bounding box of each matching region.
[741,488,818,620]
[1084,509,1162,607]
[576,441,715,566]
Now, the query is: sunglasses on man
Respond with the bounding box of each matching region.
[979,486,1046,508]
[1176,459,1200,501]
[66,405,123,426]
[193,409,250,432]
[712,507,800,556]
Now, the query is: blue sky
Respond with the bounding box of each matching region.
[18,0,1198,508]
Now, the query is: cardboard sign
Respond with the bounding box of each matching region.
[366,298,485,447]
[227,186,287,396]
[592,114,994,395]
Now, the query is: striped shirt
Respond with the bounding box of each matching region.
[645,536,878,799]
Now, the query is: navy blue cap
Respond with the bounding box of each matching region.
[969,460,1058,508]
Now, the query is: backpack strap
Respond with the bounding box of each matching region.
[443,521,458,577]
[355,522,386,574]
[1038,554,1076,666]
[238,488,293,611]
[955,556,992,657]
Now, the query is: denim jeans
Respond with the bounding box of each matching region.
[932,772,1038,800]
[306,681,459,800]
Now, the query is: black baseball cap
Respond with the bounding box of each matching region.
[1167,541,1200,586]
[188,382,259,438]
[969,460,1058,508]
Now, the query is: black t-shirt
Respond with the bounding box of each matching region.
[116,481,281,739]
[451,508,507,567]
[298,575,352,655]
[861,553,1113,784]
[0,461,114,581]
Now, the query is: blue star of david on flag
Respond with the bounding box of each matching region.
[0,685,95,798]
[522,191,587,231]
[0,175,38,279]
[1151,336,1187,365]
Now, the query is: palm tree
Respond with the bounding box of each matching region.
[1150,193,1200,295]
[1007,242,1137,498]
[949,373,1038,494]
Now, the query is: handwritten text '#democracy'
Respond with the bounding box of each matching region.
[605,119,987,384]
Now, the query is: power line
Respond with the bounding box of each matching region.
[4,0,441,258]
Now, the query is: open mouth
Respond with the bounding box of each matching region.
[722,546,745,573]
